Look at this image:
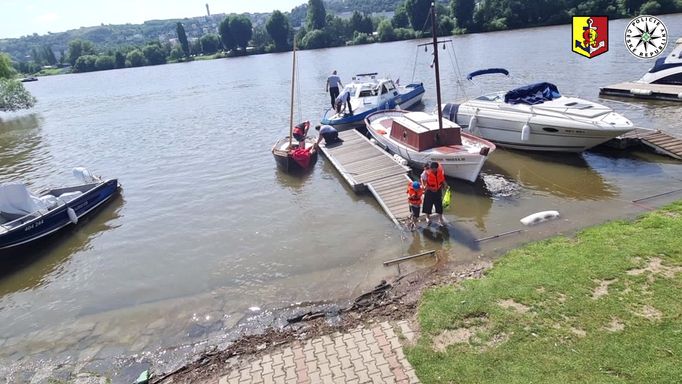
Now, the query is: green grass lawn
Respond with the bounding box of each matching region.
[407,201,682,383]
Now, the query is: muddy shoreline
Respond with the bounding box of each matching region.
[154,251,491,384]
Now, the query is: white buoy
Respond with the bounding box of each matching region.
[630,89,653,96]
[392,154,408,166]
[369,138,378,144]
[520,210,559,226]
[67,207,78,224]
[521,123,530,141]
[468,115,478,134]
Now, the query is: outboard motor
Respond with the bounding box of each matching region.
[442,103,460,123]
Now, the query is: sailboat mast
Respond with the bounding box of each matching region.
[430,2,443,132]
[288,41,297,148]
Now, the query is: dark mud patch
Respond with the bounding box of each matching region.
[154,257,491,384]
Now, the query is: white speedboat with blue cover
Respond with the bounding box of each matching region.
[638,37,682,85]
[320,73,424,131]
[443,68,635,152]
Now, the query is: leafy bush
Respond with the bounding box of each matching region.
[301,29,330,49]
[73,55,97,72]
[95,55,115,71]
[0,79,36,111]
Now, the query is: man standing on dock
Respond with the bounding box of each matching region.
[326,70,342,109]
[422,161,446,227]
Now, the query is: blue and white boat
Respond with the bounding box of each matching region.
[0,168,120,250]
[320,73,425,131]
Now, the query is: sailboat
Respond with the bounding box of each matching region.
[365,3,495,182]
[272,42,318,172]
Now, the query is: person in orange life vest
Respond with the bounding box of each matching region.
[422,161,446,226]
[407,181,423,230]
[292,120,310,143]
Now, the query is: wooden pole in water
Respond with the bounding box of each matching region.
[288,40,297,149]
[383,250,436,266]
[430,2,443,133]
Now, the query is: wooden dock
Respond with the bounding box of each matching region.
[600,82,682,102]
[319,129,414,227]
[606,127,682,160]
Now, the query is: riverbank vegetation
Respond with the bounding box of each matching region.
[3,0,682,76]
[406,201,682,383]
[0,53,35,112]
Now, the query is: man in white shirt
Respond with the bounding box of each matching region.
[325,70,343,109]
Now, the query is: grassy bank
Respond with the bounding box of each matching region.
[407,202,682,383]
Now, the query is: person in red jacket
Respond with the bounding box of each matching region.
[406,180,423,230]
[292,120,310,143]
[422,161,446,226]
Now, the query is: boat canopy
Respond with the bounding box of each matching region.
[0,183,42,216]
[467,68,509,81]
[504,82,561,105]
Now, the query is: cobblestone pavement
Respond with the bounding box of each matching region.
[217,320,420,384]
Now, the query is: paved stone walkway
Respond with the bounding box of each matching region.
[218,320,420,384]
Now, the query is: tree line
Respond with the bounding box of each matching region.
[9,0,682,75]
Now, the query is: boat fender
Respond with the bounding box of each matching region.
[520,210,560,226]
[392,154,408,166]
[678,92,682,99]
[479,146,490,156]
[67,207,78,224]
[630,89,653,96]
[468,115,478,134]
[521,123,530,142]
[369,138,378,144]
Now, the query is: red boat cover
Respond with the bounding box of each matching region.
[291,148,311,169]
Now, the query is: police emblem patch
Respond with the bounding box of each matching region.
[624,15,668,59]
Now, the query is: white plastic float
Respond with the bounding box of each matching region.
[520,210,560,226]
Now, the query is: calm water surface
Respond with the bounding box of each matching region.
[1,15,682,373]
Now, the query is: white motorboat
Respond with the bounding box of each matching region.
[320,73,425,131]
[365,5,495,183]
[366,111,495,182]
[443,69,635,152]
[638,37,682,85]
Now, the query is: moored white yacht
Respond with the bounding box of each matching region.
[638,37,682,85]
[443,69,635,152]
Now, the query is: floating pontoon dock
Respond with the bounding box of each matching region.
[606,127,682,160]
[599,82,682,101]
[319,129,413,227]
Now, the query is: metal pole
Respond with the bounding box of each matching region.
[430,3,443,133]
[288,40,297,148]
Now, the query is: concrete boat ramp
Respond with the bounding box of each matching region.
[319,129,414,227]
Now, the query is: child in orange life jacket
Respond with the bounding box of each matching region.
[407,181,423,230]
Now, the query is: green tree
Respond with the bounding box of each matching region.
[42,45,57,65]
[229,15,253,50]
[392,5,410,28]
[176,22,190,57]
[451,0,475,30]
[126,49,146,67]
[620,0,647,13]
[0,53,16,79]
[142,44,167,65]
[266,10,291,51]
[307,0,327,31]
[301,29,330,49]
[200,34,221,54]
[350,11,374,35]
[114,51,126,68]
[438,15,455,36]
[67,39,95,66]
[324,15,350,46]
[0,78,36,112]
[219,18,236,52]
[169,46,185,61]
[377,19,397,42]
[73,55,97,72]
[95,55,115,71]
[405,0,432,31]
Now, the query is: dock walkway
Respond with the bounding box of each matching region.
[600,82,682,101]
[608,128,682,160]
[319,129,414,227]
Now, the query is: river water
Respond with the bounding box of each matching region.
[1,15,682,378]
